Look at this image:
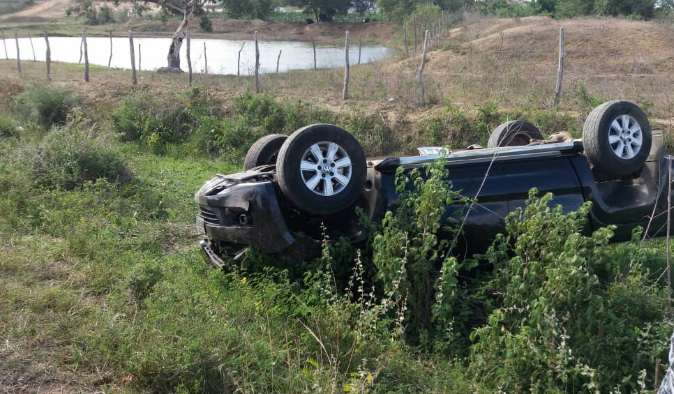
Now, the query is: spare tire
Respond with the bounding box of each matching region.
[243,134,287,171]
[487,120,543,148]
[583,101,651,178]
[276,124,366,215]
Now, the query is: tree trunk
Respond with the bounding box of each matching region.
[164,0,195,71]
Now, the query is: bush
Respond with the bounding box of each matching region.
[17,84,77,129]
[221,0,273,20]
[0,113,19,137]
[199,15,213,32]
[112,88,214,153]
[32,113,131,189]
[417,101,498,148]
[207,92,337,157]
[470,189,670,392]
[366,158,469,341]
[98,5,114,23]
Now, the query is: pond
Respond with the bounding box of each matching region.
[1,36,394,75]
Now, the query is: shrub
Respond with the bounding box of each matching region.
[17,84,77,129]
[367,157,469,340]
[470,189,670,392]
[32,113,131,189]
[112,88,214,153]
[98,5,114,23]
[208,92,337,158]
[417,101,497,148]
[0,113,19,137]
[199,15,213,32]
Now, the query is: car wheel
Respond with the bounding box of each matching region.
[276,124,366,215]
[243,134,288,171]
[583,101,652,178]
[487,120,543,148]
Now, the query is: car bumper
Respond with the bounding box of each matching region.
[194,176,295,254]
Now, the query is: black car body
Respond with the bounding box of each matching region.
[195,132,671,264]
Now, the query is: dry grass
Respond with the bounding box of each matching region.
[1,14,673,145]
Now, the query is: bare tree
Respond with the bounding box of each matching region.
[164,0,197,71]
[122,0,206,72]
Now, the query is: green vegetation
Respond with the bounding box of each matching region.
[17,84,78,129]
[111,89,399,157]
[32,111,131,190]
[417,101,581,147]
[1,83,672,393]
[0,0,34,15]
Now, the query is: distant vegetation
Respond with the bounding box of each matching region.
[0,0,33,15]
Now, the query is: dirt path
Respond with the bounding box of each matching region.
[0,0,70,21]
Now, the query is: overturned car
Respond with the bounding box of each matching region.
[195,101,671,266]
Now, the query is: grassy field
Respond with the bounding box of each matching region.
[2,13,674,394]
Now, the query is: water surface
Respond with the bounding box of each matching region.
[1,36,394,75]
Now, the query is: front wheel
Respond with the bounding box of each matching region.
[276,124,366,215]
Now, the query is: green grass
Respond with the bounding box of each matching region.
[1,81,672,393]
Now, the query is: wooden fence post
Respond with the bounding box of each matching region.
[254,31,259,93]
[312,38,316,70]
[14,29,20,74]
[138,43,141,71]
[186,32,192,86]
[343,31,350,100]
[656,358,662,392]
[28,33,35,61]
[78,34,83,63]
[553,27,565,107]
[418,30,430,106]
[203,42,207,74]
[404,18,409,57]
[1,30,7,60]
[82,29,89,82]
[276,49,282,73]
[413,18,417,55]
[108,31,113,67]
[358,35,362,65]
[667,155,673,319]
[128,30,137,85]
[43,29,50,81]
[237,42,244,76]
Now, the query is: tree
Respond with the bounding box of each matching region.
[379,0,472,22]
[221,0,274,20]
[594,0,656,18]
[286,0,352,21]
[118,0,207,71]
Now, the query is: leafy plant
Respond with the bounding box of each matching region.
[470,189,670,392]
[17,84,77,129]
[0,113,19,137]
[32,111,131,189]
[369,157,468,339]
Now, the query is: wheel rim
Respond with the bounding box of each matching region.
[300,141,352,196]
[608,114,643,160]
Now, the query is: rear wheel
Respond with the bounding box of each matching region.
[276,124,366,215]
[243,134,287,171]
[487,120,543,148]
[583,101,651,178]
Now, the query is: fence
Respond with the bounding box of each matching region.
[1,16,566,106]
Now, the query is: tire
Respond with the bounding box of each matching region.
[243,134,287,171]
[583,101,652,178]
[276,124,366,215]
[487,120,543,148]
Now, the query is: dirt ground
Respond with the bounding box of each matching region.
[0,0,397,44]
